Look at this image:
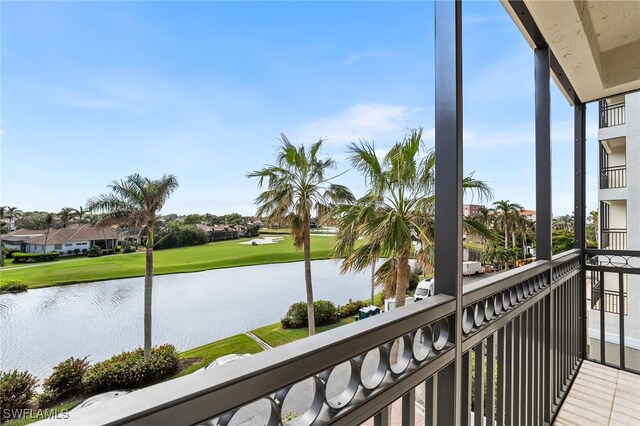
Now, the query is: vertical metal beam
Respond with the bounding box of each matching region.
[618,273,625,369]
[402,389,416,426]
[434,0,463,424]
[535,47,552,261]
[374,407,390,426]
[574,103,588,360]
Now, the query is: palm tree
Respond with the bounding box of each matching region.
[248,134,354,335]
[5,207,22,230]
[493,200,524,248]
[73,206,90,224]
[553,214,574,231]
[332,129,493,308]
[42,213,55,252]
[59,207,75,228]
[87,173,179,358]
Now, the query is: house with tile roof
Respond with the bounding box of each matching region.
[3,224,119,255]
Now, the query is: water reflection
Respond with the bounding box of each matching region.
[0,260,371,381]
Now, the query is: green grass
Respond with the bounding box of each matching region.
[176,334,265,377]
[0,236,336,289]
[3,399,81,426]
[252,318,354,347]
[1,254,98,269]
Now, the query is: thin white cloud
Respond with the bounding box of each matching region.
[295,103,422,147]
[343,49,390,65]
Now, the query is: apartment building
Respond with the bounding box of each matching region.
[589,92,640,369]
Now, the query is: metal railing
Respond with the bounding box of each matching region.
[585,249,640,373]
[42,250,583,425]
[601,228,627,250]
[599,102,625,128]
[590,276,628,315]
[600,165,626,189]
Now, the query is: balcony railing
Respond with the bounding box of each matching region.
[600,165,626,189]
[590,279,628,315]
[599,102,626,128]
[601,228,627,250]
[42,250,584,425]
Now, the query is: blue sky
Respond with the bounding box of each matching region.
[1,1,598,216]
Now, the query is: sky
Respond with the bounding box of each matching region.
[1,1,599,217]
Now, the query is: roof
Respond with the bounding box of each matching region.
[14,224,118,245]
[502,0,640,104]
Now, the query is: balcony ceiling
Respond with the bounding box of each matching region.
[502,0,640,104]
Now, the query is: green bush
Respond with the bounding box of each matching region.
[0,279,29,294]
[87,245,102,257]
[154,223,208,250]
[123,243,136,253]
[41,357,90,405]
[0,370,38,421]
[338,300,364,317]
[82,344,179,394]
[11,251,60,263]
[6,249,22,259]
[281,300,338,329]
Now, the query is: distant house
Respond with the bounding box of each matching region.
[196,224,242,241]
[3,225,118,255]
[119,226,148,246]
[520,209,537,222]
[463,204,485,218]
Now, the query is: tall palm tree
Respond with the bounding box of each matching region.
[73,206,90,224]
[493,200,523,248]
[248,134,354,335]
[59,207,75,228]
[5,207,23,230]
[87,173,179,358]
[332,129,493,308]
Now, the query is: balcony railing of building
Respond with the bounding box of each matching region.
[601,228,627,250]
[599,101,626,128]
[590,278,628,315]
[586,249,640,372]
[600,165,627,189]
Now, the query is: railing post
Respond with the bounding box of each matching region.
[434,0,463,424]
[574,102,587,358]
[534,45,554,423]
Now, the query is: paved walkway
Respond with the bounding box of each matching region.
[245,331,273,350]
[554,361,640,425]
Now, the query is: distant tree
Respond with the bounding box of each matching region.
[553,214,574,231]
[73,206,90,224]
[248,135,354,336]
[183,214,203,225]
[204,214,223,226]
[224,213,244,225]
[43,213,55,251]
[5,207,23,230]
[59,207,75,228]
[552,229,574,255]
[87,173,179,358]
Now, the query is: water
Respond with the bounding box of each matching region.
[0,260,373,381]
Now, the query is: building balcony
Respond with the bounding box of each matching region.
[599,101,626,128]
[600,165,627,189]
[601,228,627,251]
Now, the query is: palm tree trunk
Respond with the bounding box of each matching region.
[504,227,509,249]
[303,213,315,336]
[371,260,376,305]
[144,227,154,359]
[395,251,410,308]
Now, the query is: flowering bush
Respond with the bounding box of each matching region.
[40,357,90,406]
[0,370,37,421]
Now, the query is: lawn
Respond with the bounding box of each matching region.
[176,334,265,377]
[0,236,337,289]
[252,318,354,347]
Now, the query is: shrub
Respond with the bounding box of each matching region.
[281,300,338,329]
[338,300,364,318]
[154,223,208,250]
[0,279,29,294]
[82,344,179,394]
[36,389,58,409]
[6,249,22,259]
[41,357,90,405]
[87,245,102,257]
[0,370,38,421]
[123,243,136,253]
[408,271,421,291]
[74,248,80,255]
[82,248,88,254]
[11,252,60,264]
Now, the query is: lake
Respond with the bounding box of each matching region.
[0,260,373,381]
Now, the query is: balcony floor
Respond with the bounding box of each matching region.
[554,361,640,425]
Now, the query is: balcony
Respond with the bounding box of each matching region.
[38,1,640,425]
[599,102,626,128]
[601,228,627,251]
[600,165,626,189]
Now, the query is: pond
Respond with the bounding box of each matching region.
[0,260,373,381]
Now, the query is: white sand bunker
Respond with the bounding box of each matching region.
[240,236,286,245]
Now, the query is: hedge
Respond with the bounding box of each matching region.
[281,300,339,329]
[0,279,29,294]
[40,357,90,406]
[82,345,179,394]
[12,251,60,264]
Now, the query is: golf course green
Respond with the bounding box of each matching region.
[1,236,337,289]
